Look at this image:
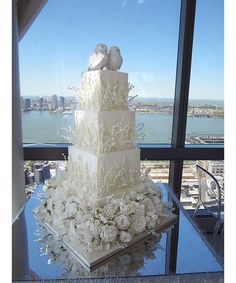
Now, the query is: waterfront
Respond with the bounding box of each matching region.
[22,111,224,144]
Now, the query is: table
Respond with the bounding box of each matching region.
[12,183,223,281]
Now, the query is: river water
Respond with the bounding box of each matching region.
[21,111,224,144]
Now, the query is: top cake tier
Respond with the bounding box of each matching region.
[79,70,129,111]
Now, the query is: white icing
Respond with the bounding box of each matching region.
[79,70,128,111]
[68,146,140,199]
[73,110,136,154]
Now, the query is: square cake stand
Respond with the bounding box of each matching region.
[39,213,178,271]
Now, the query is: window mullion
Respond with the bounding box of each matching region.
[169,0,196,197]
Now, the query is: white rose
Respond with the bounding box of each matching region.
[143,198,156,214]
[100,225,118,242]
[122,203,136,215]
[131,216,147,233]
[120,231,132,243]
[152,196,161,205]
[117,199,126,208]
[127,191,137,201]
[146,217,156,229]
[155,204,163,215]
[115,215,130,230]
[90,222,102,236]
[136,193,144,201]
[135,203,145,216]
[103,203,118,219]
[64,202,77,218]
[147,186,157,195]
[83,213,94,223]
[54,202,65,214]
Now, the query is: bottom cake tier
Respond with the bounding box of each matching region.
[67,146,141,202]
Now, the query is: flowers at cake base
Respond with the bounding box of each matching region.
[100,225,118,243]
[130,216,147,234]
[37,170,172,254]
[120,231,132,243]
[115,215,130,230]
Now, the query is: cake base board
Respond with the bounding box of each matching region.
[40,213,178,271]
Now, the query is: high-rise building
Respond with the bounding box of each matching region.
[33,162,51,183]
[20,97,24,111]
[24,168,30,185]
[59,96,65,108]
[42,163,51,180]
[24,98,31,111]
[34,168,44,183]
[39,97,43,110]
[51,95,58,110]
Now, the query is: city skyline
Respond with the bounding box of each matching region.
[19,0,223,100]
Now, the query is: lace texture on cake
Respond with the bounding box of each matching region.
[72,119,136,154]
[67,157,140,200]
[79,75,128,111]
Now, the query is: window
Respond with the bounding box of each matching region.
[186,0,224,144]
[19,0,181,144]
[20,0,224,205]
[180,160,224,211]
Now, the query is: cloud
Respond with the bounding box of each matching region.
[121,0,127,7]
[137,0,145,4]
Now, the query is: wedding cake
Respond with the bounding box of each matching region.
[37,44,174,266]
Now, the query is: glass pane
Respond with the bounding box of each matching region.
[186,0,224,144]
[24,160,67,199]
[19,0,181,144]
[180,160,224,211]
[141,160,170,183]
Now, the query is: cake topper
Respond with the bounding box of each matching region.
[88,43,109,71]
[88,44,123,71]
[107,46,123,71]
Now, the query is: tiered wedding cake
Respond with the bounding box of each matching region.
[37,44,174,267]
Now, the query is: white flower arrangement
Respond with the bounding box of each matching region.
[38,167,171,254]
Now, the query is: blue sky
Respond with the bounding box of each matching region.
[19,0,224,100]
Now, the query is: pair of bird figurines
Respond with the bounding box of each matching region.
[88,43,123,72]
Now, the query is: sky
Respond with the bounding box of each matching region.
[19,0,224,100]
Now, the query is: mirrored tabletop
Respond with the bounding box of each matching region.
[12,183,223,281]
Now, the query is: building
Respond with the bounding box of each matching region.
[59,96,65,108]
[34,168,44,183]
[207,160,224,177]
[33,162,51,183]
[42,163,51,180]
[39,97,43,110]
[24,168,30,185]
[24,98,31,111]
[20,97,24,111]
[51,94,58,110]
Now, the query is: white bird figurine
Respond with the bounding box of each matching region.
[88,43,109,71]
[108,46,123,71]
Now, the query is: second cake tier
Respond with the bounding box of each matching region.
[73,110,136,154]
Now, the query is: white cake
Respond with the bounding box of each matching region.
[68,70,140,203]
[73,110,136,154]
[38,69,171,257]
